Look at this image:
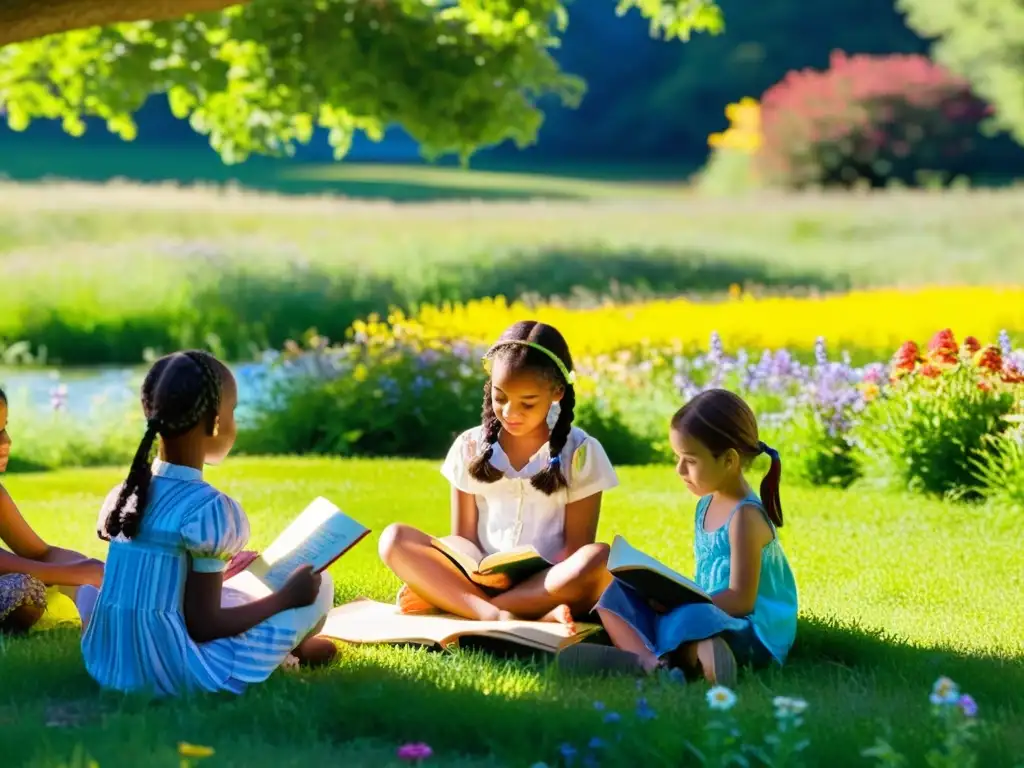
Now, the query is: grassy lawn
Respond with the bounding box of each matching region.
[1,458,1021,767]
[4,177,1024,366]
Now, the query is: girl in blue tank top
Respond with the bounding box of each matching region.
[558,388,798,687]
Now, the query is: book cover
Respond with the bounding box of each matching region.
[321,598,602,653]
[607,535,712,608]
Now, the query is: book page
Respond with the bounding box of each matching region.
[320,599,601,652]
[430,536,484,577]
[608,535,710,600]
[478,545,546,573]
[248,497,370,592]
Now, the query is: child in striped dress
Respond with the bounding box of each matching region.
[81,351,336,697]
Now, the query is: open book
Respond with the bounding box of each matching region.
[226,497,370,597]
[607,535,712,609]
[431,538,552,586]
[320,598,603,653]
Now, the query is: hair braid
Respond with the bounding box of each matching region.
[102,350,225,541]
[467,378,505,483]
[531,383,575,495]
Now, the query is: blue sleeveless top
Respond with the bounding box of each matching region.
[694,492,799,663]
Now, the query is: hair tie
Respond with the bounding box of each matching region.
[759,441,780,461]
[549,455,562,468]
[147,417,162,432]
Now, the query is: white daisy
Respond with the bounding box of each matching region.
[707,685,737,711]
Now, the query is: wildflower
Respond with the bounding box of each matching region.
[978,380,994,393]
[890,340,920,379]
[973,345,1003,374]
[918,363,942,379]
[707,686,738,711]
[602,712,621,725]
[177,743,215,759]
[588,737,606,750]
[927,328,959,365]
[958,694,978,718]
[961,336,982,356]
[592,701,605,711]
[397,743,433,762]
[559,743,577,765]
[930,676,960,706]
[49,384,68,412]
[1001,361,1024,384]
[636,697,656,721]
[998,329,1013,357]
[772,696,809,718]
[858,382,881,402]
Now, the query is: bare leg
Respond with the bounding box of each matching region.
[378,524,508,621]
[492,543,613,623]
[597,608,662,673]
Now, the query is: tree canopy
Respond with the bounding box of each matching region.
[898,0,1024,146]
[0,0,723,163]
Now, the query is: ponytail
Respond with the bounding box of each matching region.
[758,441,783,527]
[531,384,575,495]
[467,378,505,484]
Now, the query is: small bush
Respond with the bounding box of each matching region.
[972,420,1024,509]
[758,51,990,188]
[852,330,1023,497]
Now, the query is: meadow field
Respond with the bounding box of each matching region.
[2,459,1022,767]
[1,166,1023,767]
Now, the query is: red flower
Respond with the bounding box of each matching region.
[961,336,982,356]
[973,345,1003,374]
[891,340,920,375]
[977,380,994,393]
[927,328,959,365]
[919,363,942,379]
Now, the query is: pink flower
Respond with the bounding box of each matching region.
[397,743,433,762]
[958,694,978,718]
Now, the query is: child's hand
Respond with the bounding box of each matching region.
[74,559,105,588]
[224,550,260,581]
[280,565,322,609]
[475,572,513,592]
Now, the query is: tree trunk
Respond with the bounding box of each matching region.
[0,0,247,48]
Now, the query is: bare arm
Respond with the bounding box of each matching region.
[559,492,604,562]
[183,563,318,644]
[711,505,773,617]
[449,487,482,549]
[0,486,103,586]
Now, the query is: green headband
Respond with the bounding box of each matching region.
[482,341,576,385]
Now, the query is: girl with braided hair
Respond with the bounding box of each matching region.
[82,351,336,697]
[0,387,104,634]
[379,321,619,628]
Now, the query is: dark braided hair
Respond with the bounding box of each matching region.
[102,350,225,541]
[467,321,576,495]
[0,387,7,404]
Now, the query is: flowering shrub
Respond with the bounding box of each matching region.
[851,329,1023,497]
[758,52,991,188]
[237,319,486,458]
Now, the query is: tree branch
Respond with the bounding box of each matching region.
[0,0,246,48]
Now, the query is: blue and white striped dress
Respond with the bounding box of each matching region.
[81,459,334,697]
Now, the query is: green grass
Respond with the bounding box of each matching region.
[3,174,1024,365]
[1,458,1021,767]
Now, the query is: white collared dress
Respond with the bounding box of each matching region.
[441,426,619,562]
[81,460,334,697]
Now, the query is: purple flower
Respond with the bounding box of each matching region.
[958,694,978,718]
[998,329,1012,357]
[397,743,433,762]
[814,336,829,368]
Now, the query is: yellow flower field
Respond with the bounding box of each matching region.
[411,287,1024,356]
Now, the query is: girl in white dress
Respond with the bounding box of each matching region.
[81,351,336,697]
[378,321,619,627]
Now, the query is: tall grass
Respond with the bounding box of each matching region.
[4,181,1024,365]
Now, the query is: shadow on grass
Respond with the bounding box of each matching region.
[1,614,1020,766]
[13,246,852,366]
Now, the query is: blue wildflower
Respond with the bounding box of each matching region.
[588,737,606,750]
[602,712,621,725]
[636,697,656,721]
[559,743,577,765]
